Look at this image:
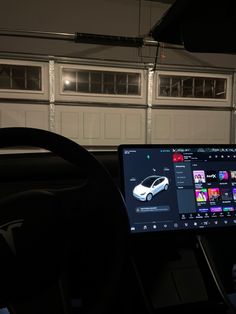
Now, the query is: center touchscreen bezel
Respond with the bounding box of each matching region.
[119,144,236,235]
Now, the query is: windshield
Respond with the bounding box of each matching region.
[0,0,233,152]
[141,177,157,188]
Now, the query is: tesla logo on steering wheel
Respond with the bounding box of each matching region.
[0,219,24,255]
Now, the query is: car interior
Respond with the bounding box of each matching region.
[1,0,236,314]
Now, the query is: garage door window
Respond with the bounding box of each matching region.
[159,75,227,99]
[62,69,141,96]
[0,64,42,91]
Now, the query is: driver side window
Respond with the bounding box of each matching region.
[153,179,160,186]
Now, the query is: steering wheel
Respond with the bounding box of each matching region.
[0,127,130,314]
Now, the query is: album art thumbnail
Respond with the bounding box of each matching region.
[195,189,208,202]
[206,171,218,183]
[208,188,221,202]
[231,171,236,182]
[193,170,206,184]
[172,152,184,163]
[233,188,236,201]
[221,188,233,201]
[218,170,229,182]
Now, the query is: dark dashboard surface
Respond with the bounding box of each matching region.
[0,150,120,198]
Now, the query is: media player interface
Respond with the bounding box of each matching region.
[120,146,236,233]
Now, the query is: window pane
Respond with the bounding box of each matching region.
[128,85,139,95]
[77,71,89,93]
[171,77,181,97]
[195,78,204,98]
[128,73,140,95]
[204,79,214,98]
[0,65,11,89]
[215,78,226,99]
[91,72,102,93]
[159,76,171,96]
[128,73,139,85]
[182,77,193,97]
[62,69,76,92]
[26,66,41,90]
[104,72,115,94]
[116,73,127,94]
[12,66,25,89]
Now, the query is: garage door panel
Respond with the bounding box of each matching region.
[151,109,230,144]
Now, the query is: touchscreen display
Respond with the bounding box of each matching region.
[119,145,236,233]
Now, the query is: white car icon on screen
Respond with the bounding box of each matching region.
[133,175,169,201]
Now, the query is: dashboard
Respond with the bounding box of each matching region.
[0,148,236,314]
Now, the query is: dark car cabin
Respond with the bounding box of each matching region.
[1,1,236,314]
